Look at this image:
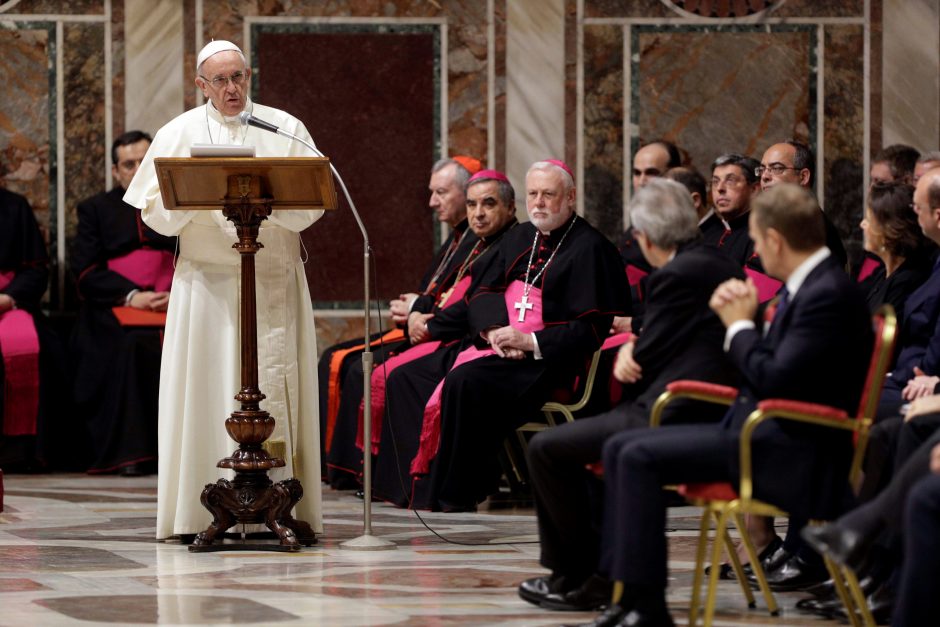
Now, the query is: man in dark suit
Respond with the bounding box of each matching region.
[802,425,940,625]
[579,184,872,626]
[518,179,745,612]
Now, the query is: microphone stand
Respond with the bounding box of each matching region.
[253,120,394,551]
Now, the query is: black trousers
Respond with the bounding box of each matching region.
[895,473,940,627]
[842,427,940,539]
[600,424,735,588]
[527,402,650,581]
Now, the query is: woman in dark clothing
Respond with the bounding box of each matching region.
[861,182,935,325]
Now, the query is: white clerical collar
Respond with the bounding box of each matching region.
[207,97,253,125]
[698,208,714,226]
[786,246,830,299]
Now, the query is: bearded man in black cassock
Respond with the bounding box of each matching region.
[70,131,177,475]
[414,160,630,512]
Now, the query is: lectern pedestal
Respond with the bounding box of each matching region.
[154,158,336,552]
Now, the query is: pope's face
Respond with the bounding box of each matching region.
[526,167,575,233]
[196,51,251,117]
[466,180,515,238]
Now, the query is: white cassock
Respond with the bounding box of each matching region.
[124,98,324,539]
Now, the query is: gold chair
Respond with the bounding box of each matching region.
[502,348,605,485]
[648,304,896,626]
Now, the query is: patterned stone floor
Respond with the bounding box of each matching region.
[0,474,841,626]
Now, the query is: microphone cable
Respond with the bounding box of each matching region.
[367,247,539,547]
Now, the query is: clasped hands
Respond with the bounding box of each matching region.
[389,292,419,325]
[0,294,14,313]
[902,366,940,402]
[484,325,532,360]
[709,277,759,327]
[129,290,169,312]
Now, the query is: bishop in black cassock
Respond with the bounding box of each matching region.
[416,160,630,512]
[320,156,484,488]
[0,188,68,470]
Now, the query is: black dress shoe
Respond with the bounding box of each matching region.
[518,575,568,606]
[795,572,880,614]
[763,554,829,592]
[562,605,626,627]
[745,545,792,586]
[801,523,869,571]
[617,607,675,627]
[540,574,612,611]
[710,534,784,581]
[831,579,895,624]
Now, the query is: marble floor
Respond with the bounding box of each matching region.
[0,474,842,626]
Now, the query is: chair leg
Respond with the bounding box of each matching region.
[843,565,876,627]
[688,506,712,627]
[724,513,756,608]
[502,440,524,485]
[704,507,734,626]
[734,511,779,616]
[823,555,864,627]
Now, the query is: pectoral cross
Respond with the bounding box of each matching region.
[514,294,533,322]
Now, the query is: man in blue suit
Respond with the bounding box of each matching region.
[576,184,873,627]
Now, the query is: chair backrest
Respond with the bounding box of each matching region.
[849,304,898,485]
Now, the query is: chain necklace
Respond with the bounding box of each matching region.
[514,215,577,322]
[424,229,464,296]
[205,101,252,145]
[436,222,517,308]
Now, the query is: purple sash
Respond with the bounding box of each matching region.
[356,275,473,454]
[411,281,545,476]
[0,271,39,436]
[107,249,174,292]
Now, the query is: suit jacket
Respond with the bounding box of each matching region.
[723,254,872,519]
[886,260,940,384]
[630,240,745,411]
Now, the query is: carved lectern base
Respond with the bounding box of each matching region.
[188,474,317,553]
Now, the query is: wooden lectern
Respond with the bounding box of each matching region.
[154,157,336,552]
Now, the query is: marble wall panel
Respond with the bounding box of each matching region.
[1,0,103,14]
[506,0,565,199]
[125,0,184,136]
[582,24,623,242]
[198,0,489,172]
[586,0,672,19]
[0,24,52,242]
[584,1,863,19]
[111,0,126,139]
[633,26,814,174]
[882,0,940,150]
[824,24,866,272]
[254,26,437,304]
[63,22,105,244]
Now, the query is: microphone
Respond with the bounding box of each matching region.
[239,111,282,135]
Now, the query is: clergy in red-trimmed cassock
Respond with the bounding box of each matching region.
[70,131,177,476]
[364,169,519,507]
[412,160,631,512]
[320,156,485,488]
[0,187,66,470]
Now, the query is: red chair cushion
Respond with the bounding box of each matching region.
[678,482,738,501]
[665,380,739,400]
[756,399,848,420]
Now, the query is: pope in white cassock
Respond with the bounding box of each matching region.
[124,40,323,540]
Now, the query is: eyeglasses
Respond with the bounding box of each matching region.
[199,71,247,89]
[755,163,799,177]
